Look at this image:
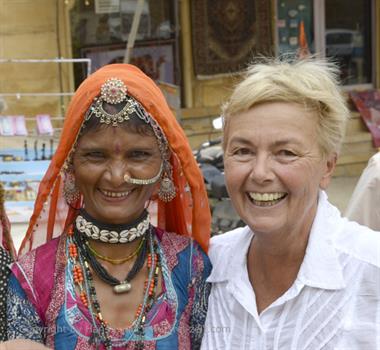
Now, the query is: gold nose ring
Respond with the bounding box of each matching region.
[123,162,163,185]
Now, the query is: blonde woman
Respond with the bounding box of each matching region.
[202,58,380,349]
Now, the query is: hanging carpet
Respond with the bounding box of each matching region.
[191,0,273,77]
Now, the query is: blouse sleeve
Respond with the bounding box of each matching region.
[0,248,12,341]
[7,273,45,343]
[189,243,212,350]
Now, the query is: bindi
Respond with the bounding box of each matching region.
[114,142,122,154]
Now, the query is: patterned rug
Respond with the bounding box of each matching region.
[191,0,273,76]
[350,90,380,147]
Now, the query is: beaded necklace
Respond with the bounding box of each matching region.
[75,228,148,294]
[87,237,145,265]
[67,224,160,349]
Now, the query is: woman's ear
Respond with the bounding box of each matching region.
[319,152,337,190]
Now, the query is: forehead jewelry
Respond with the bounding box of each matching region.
[86,77,141,126]
[124,162,163,185]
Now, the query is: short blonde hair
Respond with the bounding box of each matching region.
[222,57,349,156]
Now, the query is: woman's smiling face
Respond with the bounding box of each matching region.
[72,124,162,224]
[223,102,336,238]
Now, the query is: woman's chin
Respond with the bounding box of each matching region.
[246,219,284,236]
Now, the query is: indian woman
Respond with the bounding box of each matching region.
[6,64,211,349]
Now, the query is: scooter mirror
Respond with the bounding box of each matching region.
[212,116,223,130]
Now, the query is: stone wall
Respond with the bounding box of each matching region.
[0,0,74,131]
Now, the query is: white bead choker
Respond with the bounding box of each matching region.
[75,210,150,244]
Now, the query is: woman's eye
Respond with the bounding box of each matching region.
[130,150,151,158]
[85,152,105,159]
[234,148,251,156]
[278,150,297,158]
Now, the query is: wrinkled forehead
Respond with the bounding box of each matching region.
[75,122,161,155]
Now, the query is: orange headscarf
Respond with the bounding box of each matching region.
[19,64,210,255]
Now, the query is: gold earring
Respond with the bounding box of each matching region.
[158,171,176,202]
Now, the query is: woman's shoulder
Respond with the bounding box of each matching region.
[16,235,62,267]
[156,229,211,274]
[157,229,192,252]
[12,235,65,289]
[157,228,208,255]
[334,219,380,268]
[319,194,380,269]
[209,226,251,262]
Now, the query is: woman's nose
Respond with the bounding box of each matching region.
[249,154,274,184]
[106,161,128,186]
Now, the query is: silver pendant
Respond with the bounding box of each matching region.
[113,281,132,294]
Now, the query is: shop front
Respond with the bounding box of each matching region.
[69,0,181,110]
[66,0,378,110]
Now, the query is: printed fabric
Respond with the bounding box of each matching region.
[8,228,211,350]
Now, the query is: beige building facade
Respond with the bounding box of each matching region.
[0,0,379,154]
[0,0,73,132]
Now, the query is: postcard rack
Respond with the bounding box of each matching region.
[0,58,91,139]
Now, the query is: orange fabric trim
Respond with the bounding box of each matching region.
[46,176,61,241]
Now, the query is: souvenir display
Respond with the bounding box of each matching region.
[33,140,38,161]
[24,140,29,161]
[41,143,46,161]
[36,114,54,135]
[0,159,49,223]
[0,116,14,136]
[0,138,56,223]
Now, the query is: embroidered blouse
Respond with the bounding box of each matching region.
[201,191,380,350]
[7,229,211,350]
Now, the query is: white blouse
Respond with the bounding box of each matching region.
[201,191,380,350]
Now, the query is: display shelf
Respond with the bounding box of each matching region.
[0,159,50,223]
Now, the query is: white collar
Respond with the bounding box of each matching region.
[296,190,345,290]
[208,191,346,290]
[207,225,253,283]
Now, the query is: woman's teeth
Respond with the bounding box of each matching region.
[101,190,131,198]
[248,192,287,206]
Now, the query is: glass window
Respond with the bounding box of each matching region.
[71,0,175,46]
[70,0,177,86]
[325,0,372,85]
[276,0,314,55]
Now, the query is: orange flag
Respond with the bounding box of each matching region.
[298,19,310,58]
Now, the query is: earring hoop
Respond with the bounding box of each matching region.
[158,161,176,202]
